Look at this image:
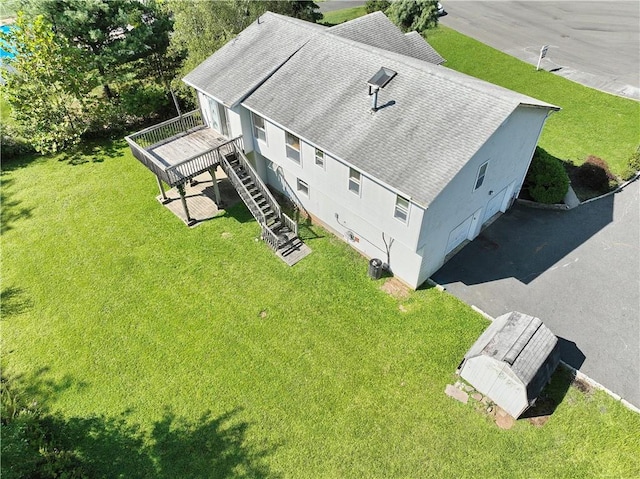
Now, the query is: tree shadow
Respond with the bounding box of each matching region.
[58,139,124,166]
[2,372,280,479]
[41,408,278,479]
[0,285,34,317]
[0,175,34,235]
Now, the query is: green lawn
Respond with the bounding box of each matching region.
[2,143,639,478]
[320,6,367,26]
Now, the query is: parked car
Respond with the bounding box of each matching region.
[437,2,445,16]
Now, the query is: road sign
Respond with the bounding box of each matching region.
[536,45,550,71]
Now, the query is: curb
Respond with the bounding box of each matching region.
[464,305,640,415]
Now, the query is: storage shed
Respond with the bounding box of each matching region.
[457,311,561,418]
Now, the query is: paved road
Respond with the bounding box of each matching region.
[433,180,640,407]
[439,1,640,99]
[318,1,366,14]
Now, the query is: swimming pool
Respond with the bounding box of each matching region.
[0,25,16,59]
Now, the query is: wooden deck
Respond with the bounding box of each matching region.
[157,172,240,227]
[147,127,228,168]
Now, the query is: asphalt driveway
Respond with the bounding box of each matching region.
[432,180,640,408]
[439,1,640,99]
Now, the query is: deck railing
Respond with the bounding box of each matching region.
[127,110,204,148]
[127,138,173,185]
[164,136,242,186]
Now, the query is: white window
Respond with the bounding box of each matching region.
[475,161,489,190]
[297,178,309,197]
[394,195,410,223]
[348,168,361,195]
[286,131,301,164]
[315,148,325,168]
[252,112,266,143]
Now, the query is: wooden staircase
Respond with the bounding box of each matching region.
[220,149,308,264]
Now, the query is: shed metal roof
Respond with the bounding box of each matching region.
[465,311,558,386]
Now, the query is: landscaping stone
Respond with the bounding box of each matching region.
[471,392,483,401]
[463,384,475,392]
[445,384,469,404]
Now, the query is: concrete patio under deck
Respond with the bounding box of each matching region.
[157,172,240,227]
[157,172,312,266]
[148,126,228,167]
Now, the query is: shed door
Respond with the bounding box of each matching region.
[446,215,473,255]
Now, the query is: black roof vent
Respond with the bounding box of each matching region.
[368,67,397,89]
[367,67,396,112]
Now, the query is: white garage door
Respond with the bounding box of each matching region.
[483,186,507,224]
[446,215,474,255]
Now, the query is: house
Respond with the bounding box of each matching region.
[126,11,559,288]
[457,311,561,418]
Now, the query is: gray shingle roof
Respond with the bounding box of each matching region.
[243,30,557,206]
[183,13,323,107]
[328,11,445,65]
[185,12,559,206]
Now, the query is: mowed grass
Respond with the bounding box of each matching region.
[2,143,640,478]
[427,26,639,174]
[320,5,367,26]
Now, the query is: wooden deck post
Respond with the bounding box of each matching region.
[209,166,222,206]
[176,183,195,226]
[156,175,170,204]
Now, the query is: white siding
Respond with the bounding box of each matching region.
[460,356,528,418]
[416,105,551,285]
[242,107,426,285]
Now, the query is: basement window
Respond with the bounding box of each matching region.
[286,131,301,164]
[474,161,489,190]
[252,112,266,143]
[394,195,410,223]
[348,168,361,196]
[297,178,309,197]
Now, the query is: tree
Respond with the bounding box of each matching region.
[365,0,391,14]
[387,0,439,33]
[0,13,95,153]
[168,0,321,84]
[35,0,176,102]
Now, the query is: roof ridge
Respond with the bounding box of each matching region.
[317,27,556,110]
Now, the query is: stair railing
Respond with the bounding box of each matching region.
[281,213,298,236]
[232,150,282,220]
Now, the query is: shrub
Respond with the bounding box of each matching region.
[1,375,86,479]
[576,155,616,192]
[628,149,640,173]
[620,151,639,181]
[525,147,570,204]
[0,123,36,159]
[366,0,391,13]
